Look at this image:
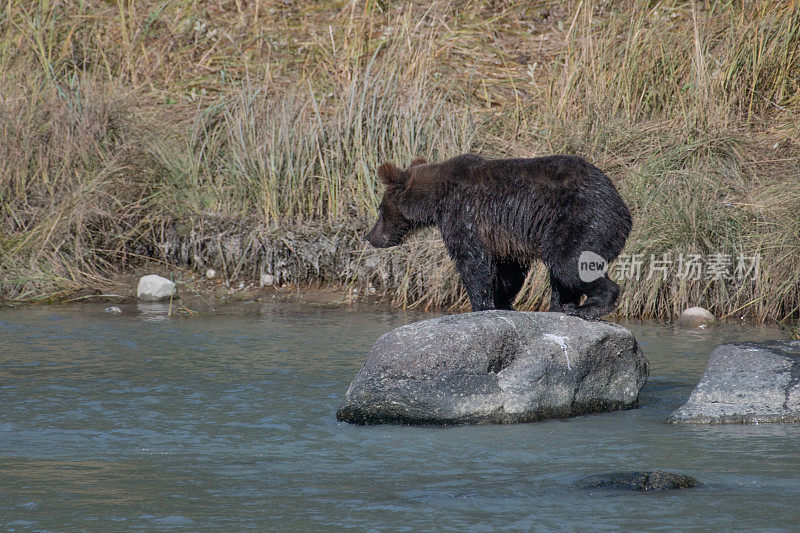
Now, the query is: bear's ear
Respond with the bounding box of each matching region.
[408,157,427,168]
[377,162,403,187]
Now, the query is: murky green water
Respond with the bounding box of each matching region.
[1,302,798,531]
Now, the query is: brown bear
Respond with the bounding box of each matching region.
[365,154,632,319]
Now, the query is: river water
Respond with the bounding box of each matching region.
[1,302,798,531]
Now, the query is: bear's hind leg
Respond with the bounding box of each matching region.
[544,246,618,319]
[548,271,581,313]
[494,260,528,310]
[573,275,620,320]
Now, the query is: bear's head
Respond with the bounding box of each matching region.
[366,157,429,248]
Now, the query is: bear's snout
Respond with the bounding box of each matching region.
[365,230,386,248]
[366,218,389,248]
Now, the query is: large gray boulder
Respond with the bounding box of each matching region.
[336,311,649,425]
[668,340,800,424]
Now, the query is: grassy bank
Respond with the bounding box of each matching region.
[1,0,799,323]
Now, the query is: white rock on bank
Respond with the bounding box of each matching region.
[677,307,716,328]
[260,273,275,287]
[137,275,176,302]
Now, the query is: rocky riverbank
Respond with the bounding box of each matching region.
[137,219,471,311]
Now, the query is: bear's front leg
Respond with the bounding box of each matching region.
[444,236,498,311]
[459,261,497,311]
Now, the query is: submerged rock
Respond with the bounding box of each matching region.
[677,307,716,328]
[336,311,649,425]
[574,471,699,491]
[137,275,176,302]
[668,340,800,424]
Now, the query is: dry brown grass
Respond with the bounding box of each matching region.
[1,0,798,323]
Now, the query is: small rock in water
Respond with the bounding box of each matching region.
[574,471,699,491]
[205,269,216,279]
[137,275,176,302]
[677,307,716,328]
[668,340,800,424]
[105,306,122,314]
[260,274,275,287]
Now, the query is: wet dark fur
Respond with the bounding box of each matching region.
[366,154,632,319]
